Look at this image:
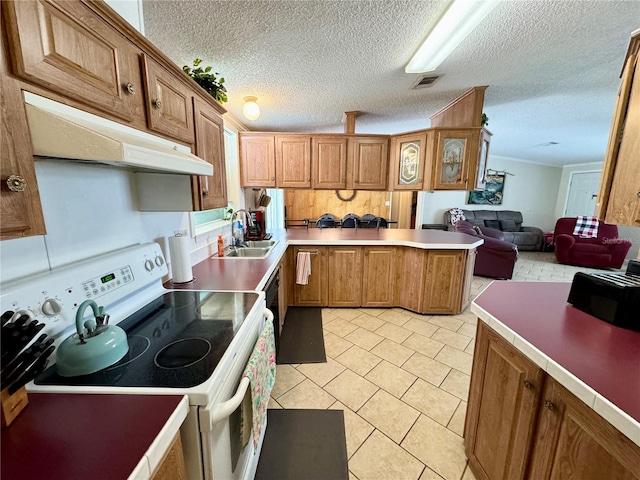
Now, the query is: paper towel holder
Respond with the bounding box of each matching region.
[168,231,196,285]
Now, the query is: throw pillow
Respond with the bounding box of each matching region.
[449,208,465,225]
[500,219,519,232]
[484,219,500,229]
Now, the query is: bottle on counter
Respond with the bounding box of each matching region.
[217,234,224,257]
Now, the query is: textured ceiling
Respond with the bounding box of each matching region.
[142,0,640,167]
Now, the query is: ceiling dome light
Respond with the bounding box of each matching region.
[242,96,260,121]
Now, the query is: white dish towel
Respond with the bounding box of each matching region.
[296,251,312,285]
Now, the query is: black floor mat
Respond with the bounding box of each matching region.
[255,409,349,480]
[276,307,326,364]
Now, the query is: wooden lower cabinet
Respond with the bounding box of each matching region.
[527,378,640,480]
[362,247,396,307]
[327,247,362,306]
[465,321,544,480]
[465,321,640,480]
[290,246,470,313]
[151,433,187,480]
[422,250,465,314]
[461,248,477,311]
[292,246,327,306]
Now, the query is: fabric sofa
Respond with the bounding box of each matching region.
[554,217,632,269]
[453,220,519,280]
[444,209,543,251]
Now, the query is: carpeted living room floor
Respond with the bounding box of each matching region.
[268,251,629,480]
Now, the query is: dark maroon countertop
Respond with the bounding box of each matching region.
[168,228,481,292]
[473,282,640,422]
[1,393,185,480]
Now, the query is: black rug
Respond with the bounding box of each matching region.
[276,307,326,364]
[255,409,349,480]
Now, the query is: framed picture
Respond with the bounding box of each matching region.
[468,173,505,205]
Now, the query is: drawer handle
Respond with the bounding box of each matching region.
[523,380,532,389]
[154,99,163,109]
[6,175,26,192]
[544,400,555,410]
[271,176,275,181]
[125,82,136,95]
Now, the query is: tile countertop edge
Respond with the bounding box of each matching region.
[141,395,190,477]
[469,302,640,448]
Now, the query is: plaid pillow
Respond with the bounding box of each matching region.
[449,208,466,225]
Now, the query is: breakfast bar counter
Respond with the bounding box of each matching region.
[465,281,639,480]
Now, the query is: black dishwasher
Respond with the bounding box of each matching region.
[264,268,280,354]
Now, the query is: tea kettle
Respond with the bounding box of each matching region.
[56,300,129,377]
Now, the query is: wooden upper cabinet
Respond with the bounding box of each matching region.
[193,97,226,211]
[275,135,311,188]
[362,247,395,306]
[142,54,194,144]
[3,0,139,122]
[430,128,478,190]
[327,247,362,307]
[239,134,276,187]
[312,136,348,189]
[465,322,544,480]
[527,377,640,480]
[596,35,640,227]
[1,39,46,239]
[349,137,388,190]
[472,129,492,191]
[390,131,430,190]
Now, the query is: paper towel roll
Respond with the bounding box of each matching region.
[168,235,193,283]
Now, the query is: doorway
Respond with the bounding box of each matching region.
[564,171,602,217]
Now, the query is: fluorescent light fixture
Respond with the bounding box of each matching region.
[406,0,500,73]
[242,96,260,121]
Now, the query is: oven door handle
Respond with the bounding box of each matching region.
[202,376,251,431]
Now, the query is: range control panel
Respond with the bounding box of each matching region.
[0,243,168,341]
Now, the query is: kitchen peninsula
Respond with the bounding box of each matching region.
[170,229,482,315]
[466,281,640,480]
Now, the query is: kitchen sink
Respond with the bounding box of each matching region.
[244,240,278,248]
[226,247,272,258]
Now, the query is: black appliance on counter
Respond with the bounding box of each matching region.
[246,210,266,240]
[567,269,640,331]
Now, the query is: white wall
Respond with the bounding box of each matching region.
[418,156,562,232]
[0,160,229,284]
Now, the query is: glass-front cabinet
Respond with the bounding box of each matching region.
[390,131,430,190]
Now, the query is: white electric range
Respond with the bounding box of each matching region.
[0,242,270,480]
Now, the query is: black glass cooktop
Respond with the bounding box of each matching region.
[36,291,260,388]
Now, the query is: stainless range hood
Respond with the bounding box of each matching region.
[23,94,213,177]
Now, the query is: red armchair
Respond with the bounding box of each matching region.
[454,220,519,279]
[554,217,632,269]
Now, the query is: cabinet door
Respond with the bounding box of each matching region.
[1,45,46,239]
[471,129,492,191]
[293,247,327,306]
[312,136,348,189]
[460,248,477,311]
[3,0,138,122]
[193,98,226,210]
[349,137,388,190]
[422,250,465,314]
[327,247,362,307]
[527,377,640,480]
[601,53,640,226]
[151,433,187,480]
[464,322,544,480]
[395,248,427,313]
[239,134,276,187]
[142,54,194,144]
[362,247,396,306]
[431,129,478,190]
[390,132,428,190]
[276,135,311,188]
[278,260,288,334]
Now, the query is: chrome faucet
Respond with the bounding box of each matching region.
[231,209,254,248]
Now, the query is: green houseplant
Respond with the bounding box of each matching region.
[183,58,227,104]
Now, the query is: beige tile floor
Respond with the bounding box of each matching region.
[268,252,625,480]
